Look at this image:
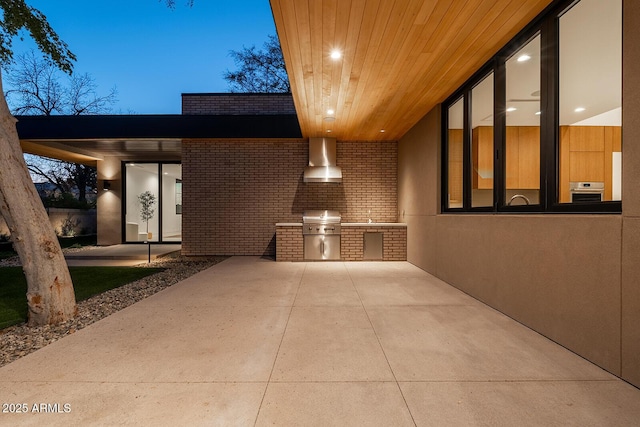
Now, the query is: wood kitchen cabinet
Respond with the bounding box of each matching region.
[448,129,463,206]
[506,126,540,189]
[472,126,493,189]
[559,126,621,202]
[473,126,540,190]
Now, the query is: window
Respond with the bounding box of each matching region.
[558,0,622,205]
[447,98,464,209]
[124,162,182,243]
[505,35,540,207]
[471,73,494,208]
[442,0,621,213]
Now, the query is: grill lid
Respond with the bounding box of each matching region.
[302,210,341,224]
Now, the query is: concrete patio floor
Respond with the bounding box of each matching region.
[1,256,639,426]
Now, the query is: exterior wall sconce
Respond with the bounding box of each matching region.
[103,180,112,191]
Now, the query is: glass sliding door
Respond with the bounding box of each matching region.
[161,164,182,242]
[125,163,159,242]
[124,162,182,243]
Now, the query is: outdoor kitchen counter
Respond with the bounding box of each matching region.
[341,223,407,226]
[275,222,407,262]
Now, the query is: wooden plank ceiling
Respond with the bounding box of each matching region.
[270,0,554,141]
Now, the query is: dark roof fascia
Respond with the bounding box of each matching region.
[15,114,302,140]
[181,92,293,97]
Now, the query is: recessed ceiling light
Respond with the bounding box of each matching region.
[517,54,531,62]
[323,116,336,122]
[330,50,342,60]
[326,109,335,116]
[575,107,586,112]
[507,107,517,112]
[380,129,385,133]
[326,129,332,133]
[535,111,541,116]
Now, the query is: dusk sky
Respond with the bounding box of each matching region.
[7,0,278,114]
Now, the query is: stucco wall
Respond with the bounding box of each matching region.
[0,208,96,237]
[620,0,640,387]
[398,0,640,385]
[96,156,123,246]
[399,102,627,383]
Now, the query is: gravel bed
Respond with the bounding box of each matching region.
[0,252,226,368]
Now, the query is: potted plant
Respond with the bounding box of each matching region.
[138,191,156,240]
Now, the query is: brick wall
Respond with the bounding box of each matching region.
[341,226,407,261]
[182,139,398,256]
[275,225,303,261]
[182,93,296,115]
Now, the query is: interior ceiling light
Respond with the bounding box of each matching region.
[517,54,531,62]
[326,129,332,133]
[507,107,517,112]
[535,111,542,115]
[575,107,586,112]
[330,50,342,60]
[323,116,336,122]
[326,109,335,115]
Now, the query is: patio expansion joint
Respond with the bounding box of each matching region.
[253,262,308,426]
[394,379,622,384]
[0,378,619,385]
[0,380,271,385]
[345,264,418,427]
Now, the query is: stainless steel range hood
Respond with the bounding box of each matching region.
[304,137,342,183]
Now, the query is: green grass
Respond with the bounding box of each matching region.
[0,266,164,329]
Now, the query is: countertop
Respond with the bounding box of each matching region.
[341,223,407,226]
[275,222,407,227]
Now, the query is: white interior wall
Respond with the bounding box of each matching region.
[125,165,159,241]
[162,175,181,236]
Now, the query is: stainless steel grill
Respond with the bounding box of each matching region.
[302,210,341,235]
[302,210,341,260]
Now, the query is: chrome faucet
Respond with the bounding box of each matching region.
[507,194,531,206]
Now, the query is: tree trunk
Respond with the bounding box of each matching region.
[0,70,76,326]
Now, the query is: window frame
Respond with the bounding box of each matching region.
[441,0,622,214]
[121,160,183,244]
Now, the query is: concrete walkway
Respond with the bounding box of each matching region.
[1,257,639,425]
[64,244,181,266]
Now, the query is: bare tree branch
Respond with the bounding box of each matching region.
[224,34,290,93]
[162,0,194,9]
[5,50,117,116]
[67,73,118,115]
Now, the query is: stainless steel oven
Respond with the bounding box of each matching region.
[302,210,341,260]
[570,182,604,203]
